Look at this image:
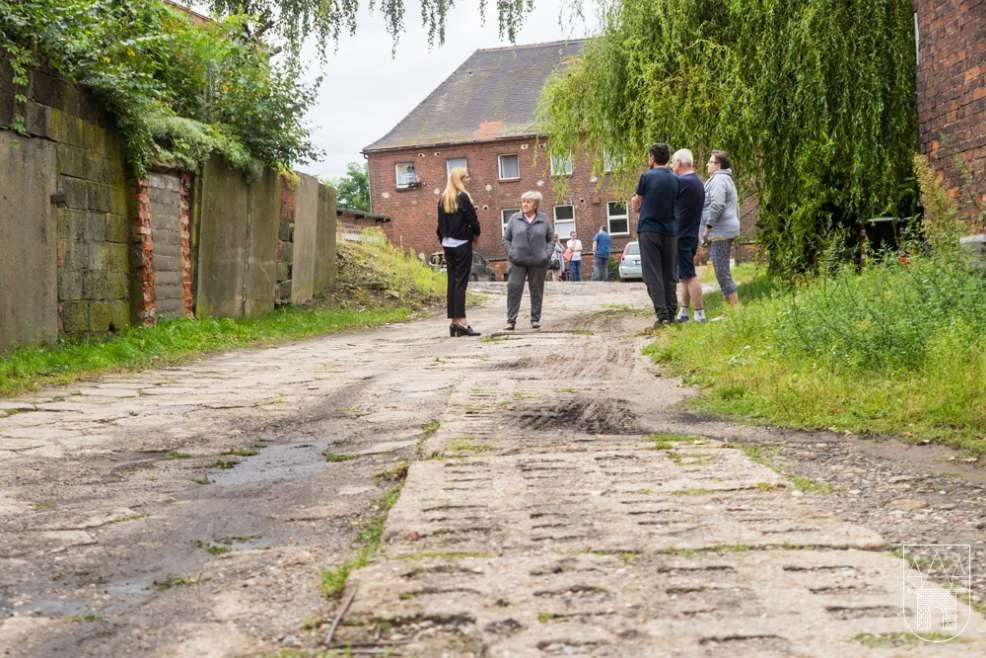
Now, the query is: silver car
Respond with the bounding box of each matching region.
[618,241,642,280]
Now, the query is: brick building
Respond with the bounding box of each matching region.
[913,0,986,222]
[363,40,635,279]
[365,7,985,273]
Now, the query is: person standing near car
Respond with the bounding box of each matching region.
[631,142,679,327]
[591,225,612,281]
[437,167,481,337]
[502,191,555,330]
[671,149,706,323]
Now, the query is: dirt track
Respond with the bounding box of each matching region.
[1,281,984,657]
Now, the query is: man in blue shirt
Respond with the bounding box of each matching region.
[671,148,707,323]
[591,226,612,281]
[630,143,679,326]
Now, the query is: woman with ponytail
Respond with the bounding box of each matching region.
[436,167,482,336]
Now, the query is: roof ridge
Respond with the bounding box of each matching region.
[474,37,592,53]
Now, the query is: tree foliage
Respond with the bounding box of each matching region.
[331,161,371,211]
[192,0,536,55]
[1,0,319,176]
[537,0,919,275]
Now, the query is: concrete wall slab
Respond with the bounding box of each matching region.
[244,169,279,317]
[0,131,58,351]
[314,184,337,297]
[196,157,249,317]
[290,174,319,305]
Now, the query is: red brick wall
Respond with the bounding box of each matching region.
[367,137,637,278]
[914,0,986,223]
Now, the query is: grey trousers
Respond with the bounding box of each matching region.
[710,239,737,294]
[506,263,547,323]
[639,232,678,322]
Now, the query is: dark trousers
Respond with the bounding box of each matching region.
[507,263,547,323]
[639,232,678,322]
[444,242,472,318]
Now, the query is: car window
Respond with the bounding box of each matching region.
[624,242,639,256]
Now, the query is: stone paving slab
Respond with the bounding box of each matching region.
[333,322,986,656]
[343,549,984,656]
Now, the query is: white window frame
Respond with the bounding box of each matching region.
[603,149,613,173]
[549,152,574,177]
[498,154,520,180]
[501,208,519,235]
[554,204,575,242]
[607,201,629,235]
[603,149,618,173]
[395,162,418,189]
[446,157,468,177]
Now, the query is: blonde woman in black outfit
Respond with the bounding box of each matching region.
[437,168,482,336]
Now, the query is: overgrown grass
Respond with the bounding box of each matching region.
[0,234,445,397]
[647,255,986,453]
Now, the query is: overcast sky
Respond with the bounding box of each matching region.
[293,1,600,182]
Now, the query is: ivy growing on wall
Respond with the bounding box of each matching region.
[0,0,319,177]
[537,0,920,275]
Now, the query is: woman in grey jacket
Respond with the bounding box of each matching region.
[702,150,741,307]
[502,191,556,330]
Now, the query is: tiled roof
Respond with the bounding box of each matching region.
[363,39,587,153]
[163,0,212,24]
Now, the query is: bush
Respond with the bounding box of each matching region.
[0,0,318,175]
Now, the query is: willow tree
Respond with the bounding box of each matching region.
[197,0,536,55]
[538,0,919,275]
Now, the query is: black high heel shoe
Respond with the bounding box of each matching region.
[449,324,458,337]
[451,323,481,337]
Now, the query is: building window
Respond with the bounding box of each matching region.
[501,208,519,235]
[446,157,468,177]
[554,204,575,241]
[607,201,629,235]
[395,162,418,189]
[550,152,574,177]
[498,154,520,180]
[603,149,618,173]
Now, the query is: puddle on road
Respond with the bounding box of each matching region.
[207,441,328,487]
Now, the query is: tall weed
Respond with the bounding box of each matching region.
[773,256,986,372]
[648,260,986,451]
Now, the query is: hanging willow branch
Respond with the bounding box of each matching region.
[537,0,919,275]
[199,0,535,56]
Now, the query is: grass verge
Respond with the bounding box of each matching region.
[645,257,986,454]
[0,233,445,398]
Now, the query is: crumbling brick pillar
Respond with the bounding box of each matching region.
[180,172,195,318]
[131,179,156,326]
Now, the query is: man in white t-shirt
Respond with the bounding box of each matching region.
[567,231,583,282]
